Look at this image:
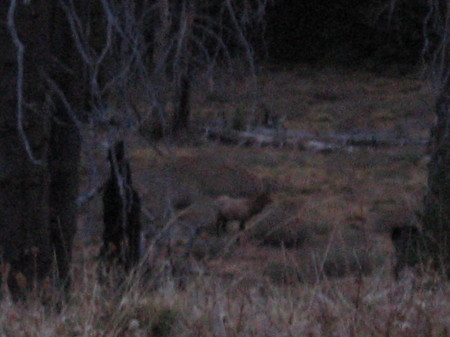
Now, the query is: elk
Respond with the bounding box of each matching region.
[215,189,272,236]
[101,141,141,271]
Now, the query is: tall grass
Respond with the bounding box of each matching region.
[1,260,449,337]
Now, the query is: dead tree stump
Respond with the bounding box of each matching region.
[391,225,423,279]
[101,141,141,271]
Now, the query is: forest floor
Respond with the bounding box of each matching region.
[2,65,447,337]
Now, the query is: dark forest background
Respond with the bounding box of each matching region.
[265,0,427,69]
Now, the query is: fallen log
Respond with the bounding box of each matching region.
[204,127,428,152]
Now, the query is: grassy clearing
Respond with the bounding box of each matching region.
[1,66,441,335]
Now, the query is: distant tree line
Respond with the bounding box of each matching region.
[265,0,428,66]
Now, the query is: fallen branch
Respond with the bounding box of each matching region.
[204,127,428,152]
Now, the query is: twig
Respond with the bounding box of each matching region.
[7,0,43,165]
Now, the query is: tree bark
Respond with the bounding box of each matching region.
[47,0,84,293]
[48,116,81,292]
[420,0,450,273]
[101,141,141,272]
[172,73,191,134]
[0,1,83,298]
[423,90,450,272]
[0,1,53,298]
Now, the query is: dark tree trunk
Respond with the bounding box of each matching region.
[48,116,81,292]
[172,71,191,135]
[0,1,84,299]
[47,0,84,292]
[422,91,450,272]
[417,0,450,277]
[0,1,53,298]
[101,141,141,272]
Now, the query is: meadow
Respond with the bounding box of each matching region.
[2,65,445,337]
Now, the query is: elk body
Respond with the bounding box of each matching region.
[215,190,271,236]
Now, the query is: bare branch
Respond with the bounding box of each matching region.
[7,0,44,165]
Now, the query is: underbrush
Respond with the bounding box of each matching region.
[1,266,449,336]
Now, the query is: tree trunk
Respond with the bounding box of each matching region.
[171,0,192,136]
[47,1,84,293]
[0,1,53,298]
[0,1,83,298]
[172,74,191,134]
[48,116,81,292]
[423,90,450,272]
[101,141,141,272]
[417,0,450,276]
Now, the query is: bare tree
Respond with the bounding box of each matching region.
[132,0,269,137]
[420,0,450,273]
[385,0,450,274]
[0,0,85,299]
[0,0,268,298]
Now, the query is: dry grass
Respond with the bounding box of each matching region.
[1,66,441,336]
[2,268,450,336]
